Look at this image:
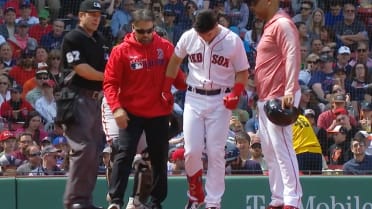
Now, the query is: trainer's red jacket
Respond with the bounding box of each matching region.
[104,32,175,117]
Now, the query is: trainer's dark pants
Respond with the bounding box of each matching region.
[63,93,104,208]
[108,112,169,207]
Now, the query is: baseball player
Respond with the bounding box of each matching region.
[163,9,249,209]
[61,0,106,209]
[250,0,303,209]
[104,9,186,209]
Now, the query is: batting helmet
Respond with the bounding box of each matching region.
[225,141,240,163]
[264,98,300,126]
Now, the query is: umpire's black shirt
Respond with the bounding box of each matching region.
[62,26,107,91]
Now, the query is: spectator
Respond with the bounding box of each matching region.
[178,1,197,32]
[226,140,262,175]
[163,0,185,25]
[40,136,52,149]
[349,41,372,72]
[300,45,309,69]
[8,49,37,86]
[224,0,249,30]
[0,42,17,71]
[151,1,164,28]
[292,0,314,25]
[7,20,38,59]
[244,17,263,51]
[333,45,352,77]
[293,114,323,174]
[38,145,64,175]
[16,144,42,175]
[46,49,64,85]
[170,147,185,174]
[40,19,65,51]
[15,111,48,145]
[320,45,334,59]
[0,85,33,126]
[11,132,33,163]
[52,136,71,168]
[308,53,334,103]
[110,0,134,38]
[327,125,352,165]
[359,101,372,133]
[15,1,39,26]
[238,75,256,118]
[304,108,319,134]
[160,9,179,44]
[0,7,17,40]
[296,21,311,51]
[34,1,60,21]
[299,53,320,85]
[248,134,267,173]
[22,61,47,99]
[35,79,56,126]
[349,63,370,117]
[319,26,336,49]
[331,108,359,145]
[324,0,343,27]
[3,0,38,18]
[0,130,17,157]
[291,0,317,15]
[234,130,251,165]
[307,8,325,39]
[25,66,49,107]
[0,74,11,107]
[28,9,52,43]
[333,3,368,50]
[35,46,49,64]
[0,151,22,175]
[298,85,320,116]
[353,130,372,155]
[310,38,323,55]
[343,137,372,175]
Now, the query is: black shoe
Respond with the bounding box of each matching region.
[69,203,104,209]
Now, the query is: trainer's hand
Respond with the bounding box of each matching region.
[223,83,244,110]
[113,108,129,129]
[282,94,294,109]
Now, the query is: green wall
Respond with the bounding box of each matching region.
[1,176,372,209]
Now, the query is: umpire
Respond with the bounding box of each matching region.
[61,0,107,209]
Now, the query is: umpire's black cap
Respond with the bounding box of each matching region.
[79,0,102,13]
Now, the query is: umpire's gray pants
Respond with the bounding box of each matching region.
[63,93,104,207]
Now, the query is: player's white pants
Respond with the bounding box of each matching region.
[257,90,303,208]
[101,97,147,152]
[183,91,231,208]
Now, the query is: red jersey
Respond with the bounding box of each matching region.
[104,32,174,117]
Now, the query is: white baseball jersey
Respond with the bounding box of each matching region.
[174,25,249,89]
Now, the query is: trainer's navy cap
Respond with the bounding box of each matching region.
[79,0,102,13]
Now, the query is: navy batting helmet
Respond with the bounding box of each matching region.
[264,98,300,126]
[225,141,240,163]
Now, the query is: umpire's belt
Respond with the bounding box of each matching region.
[187,86,231,96]
[78,88,103,100]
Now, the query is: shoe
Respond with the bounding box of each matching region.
[108,203,121,209]
[68,203,104,209]
[283,206,299,209]
[185,200,203,209]
[126,197,135,209]
[266,206,283,209]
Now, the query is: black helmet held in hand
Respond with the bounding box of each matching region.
[264,99,300,126]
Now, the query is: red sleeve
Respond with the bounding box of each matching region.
[103,45,125,113]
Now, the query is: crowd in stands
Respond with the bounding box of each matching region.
[1,0,372,176]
